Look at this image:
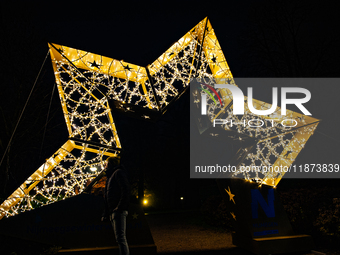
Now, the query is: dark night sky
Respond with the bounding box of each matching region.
[27,0,253,72]
[1,0,340,201]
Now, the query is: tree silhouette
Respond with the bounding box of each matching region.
[238,0,339,77]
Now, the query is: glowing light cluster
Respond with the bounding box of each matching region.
[1,17,233,219]
[196,80,320,186]
[0,17,318,219]
[0,140,119,218]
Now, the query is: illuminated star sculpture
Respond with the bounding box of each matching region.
[0,17,319,220]
[0,17,233,219]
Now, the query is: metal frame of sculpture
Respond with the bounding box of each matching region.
[0,17,319,227]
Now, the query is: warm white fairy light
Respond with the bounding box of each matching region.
[200,82,319,185]
[0,17,318,219]
[10,146,112,214]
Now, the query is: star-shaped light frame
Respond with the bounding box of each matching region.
[0,17,232,219]
[0,17,319,219]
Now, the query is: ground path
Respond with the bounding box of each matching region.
[146,211,329,255]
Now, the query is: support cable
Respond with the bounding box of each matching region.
[0,50,50,169]
[38,82,56,177]
[316,130,340,144]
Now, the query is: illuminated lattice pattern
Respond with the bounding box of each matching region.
[0,17,319,219]
[195,79,320,186]
[0,140,119,218]
[0,17,233,219]
[54,60,122,144]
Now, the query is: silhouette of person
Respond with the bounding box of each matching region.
[102,156,130,255]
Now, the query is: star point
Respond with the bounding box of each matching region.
[123,64,133,71]
[225,186,236,204]
[132,212,138,219]
[284,150,293,158]
[230,212,236,220]
[88,60,102,69]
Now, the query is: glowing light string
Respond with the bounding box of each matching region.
[0,17,319,220]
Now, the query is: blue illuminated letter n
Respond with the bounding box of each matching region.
[251,189,275,219]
